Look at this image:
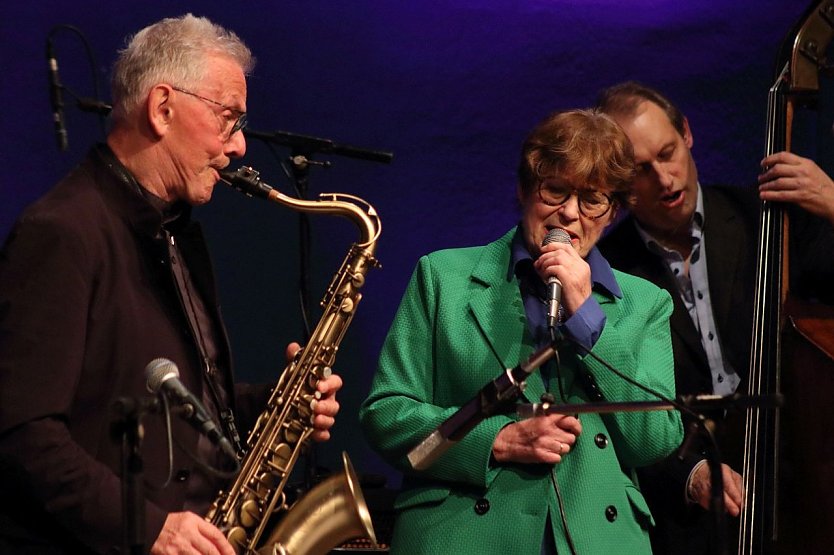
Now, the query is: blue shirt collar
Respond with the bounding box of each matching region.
[634,183,705,254]
[510,225,622,299]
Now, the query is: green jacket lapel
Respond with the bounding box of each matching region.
[467,228,546,404]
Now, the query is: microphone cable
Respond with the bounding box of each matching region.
[143,393,176,492]
[540,329,711,555]
[566,335,702,421]
[146,391,241,488]
[127,381,241,493]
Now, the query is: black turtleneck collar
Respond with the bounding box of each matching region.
[93,143,192,234]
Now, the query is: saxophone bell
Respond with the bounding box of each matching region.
[259,452,378,555]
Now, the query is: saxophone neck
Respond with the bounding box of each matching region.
[318,192,381,248]
[218,166,382,247]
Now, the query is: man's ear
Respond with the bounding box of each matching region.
[682,116,694,149]
[146,84,174,138]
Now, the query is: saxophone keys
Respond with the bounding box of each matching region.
[350,272,365,288]
[226,526,248,553]
[283,421,304,443]
[339,297,355,314]
[239,499,261,528]
[295,396,317,420]
[301,392,320,406]
[268,443,293,472]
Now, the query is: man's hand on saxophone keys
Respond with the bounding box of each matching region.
[312,373,343,442]
[284,342,343,442]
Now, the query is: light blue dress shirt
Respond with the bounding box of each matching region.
[633,185,740,396]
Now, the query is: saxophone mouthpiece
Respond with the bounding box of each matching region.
[217,169,236,183]
[218,166,274,199]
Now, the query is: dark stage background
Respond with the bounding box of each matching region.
[1,1,823,492]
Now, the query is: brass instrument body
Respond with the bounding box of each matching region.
[207,167,381,554]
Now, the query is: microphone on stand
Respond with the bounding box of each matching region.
[76,97,112,115]
[46,40,68,151]
[243,128,394,164]
[144,358,237,461]
[541,228,572,329]
[407,345,557,470]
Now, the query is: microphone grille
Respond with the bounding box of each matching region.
[145,358,180,393]
[542,228,571,246]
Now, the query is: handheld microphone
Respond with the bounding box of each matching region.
[144,358,237,460]
[407,344,557,470]
[541,228,572,328]
[46,40,68,151]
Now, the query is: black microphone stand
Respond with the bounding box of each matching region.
[244,128,392,491]
[111,396,160,555]
[520,392,782,555]
[407,343,559,470]
[685,416,728,555]
[243,128,394,165]
[405,309,784,555]
[46,24,109,147]
[244,127,393,344]
[288,152,327,346]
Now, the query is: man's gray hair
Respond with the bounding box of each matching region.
[111,14,255,120]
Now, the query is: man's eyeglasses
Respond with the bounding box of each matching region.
[538,182,613,219]
[172,86,247,140]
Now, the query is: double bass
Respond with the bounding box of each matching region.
[739,1,834,552]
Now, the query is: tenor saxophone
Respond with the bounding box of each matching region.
[208,166,381,555]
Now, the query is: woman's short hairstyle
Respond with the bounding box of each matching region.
[111,14,255,120]
[517,109,636,207]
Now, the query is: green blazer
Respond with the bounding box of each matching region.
[360,227,683,554]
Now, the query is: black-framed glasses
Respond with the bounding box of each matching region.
[537,182,613,219]
[171,86,247,140]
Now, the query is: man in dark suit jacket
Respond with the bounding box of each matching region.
[600,184,756,554]
[596,81,834,554]
[0,15,341,554]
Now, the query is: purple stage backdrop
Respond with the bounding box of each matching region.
[0,1,819,486]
